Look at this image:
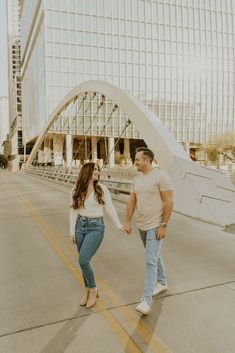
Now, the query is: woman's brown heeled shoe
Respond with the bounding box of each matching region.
[80,288,89,306]
[86,288,99,308]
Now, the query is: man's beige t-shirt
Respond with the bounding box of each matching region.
[132,168,173,230]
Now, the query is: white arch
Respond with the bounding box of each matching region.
[26,80,190,171]
[26,80,235,226]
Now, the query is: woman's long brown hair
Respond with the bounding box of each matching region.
[72,162,105,209]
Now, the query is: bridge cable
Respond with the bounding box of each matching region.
[31,93,89,166]
[61,93,87,133]
[101,119,132,169]
[68,92,88,131]
[85,103,119,162]
[64,92,98,166]
[66,94,105,171]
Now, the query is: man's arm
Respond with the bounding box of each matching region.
[157,189,173,240]
[123,192,137,234]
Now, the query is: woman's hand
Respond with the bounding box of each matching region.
[70,234,76,244]
[120,226,131,236]
[123,223,132,235]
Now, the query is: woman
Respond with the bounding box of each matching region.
[70,162,123,308]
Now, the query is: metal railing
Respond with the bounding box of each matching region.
[25,165,235,204]
[24,165,136,194]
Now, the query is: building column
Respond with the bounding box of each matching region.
[38,149,44,165]
[185,142,190,155]
[108,137,115,168]
[124,138,132,166]
[91,136,98,161]
[43,136,52,164]
[124,138,130,159]
[66,134,73,170]
[53,134,64,166]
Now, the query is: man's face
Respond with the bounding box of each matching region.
[135,151,147,171]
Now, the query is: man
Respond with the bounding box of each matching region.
[124,147,173,314]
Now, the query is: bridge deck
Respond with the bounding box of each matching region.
[0,169,234,353]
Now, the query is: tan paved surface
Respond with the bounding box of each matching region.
[0,169,235,353]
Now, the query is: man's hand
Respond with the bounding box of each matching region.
[70,234,76,244]
[123,223,132,235]
[156,226,166,240]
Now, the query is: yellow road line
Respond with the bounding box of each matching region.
[7,176,172,353]
[23,198,76,256]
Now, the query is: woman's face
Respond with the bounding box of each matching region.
[91,164,100,181]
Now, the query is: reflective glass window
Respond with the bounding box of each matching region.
[84,0,90,13]
[61,13,68,28]
[53,28,60,42]
[61,30,68,43]
[69,14,76,29]
[53,11,60,27]
[53,43,60,56]
[69,30,76,44]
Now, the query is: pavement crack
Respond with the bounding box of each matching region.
[151,280,235,300]
[0,305,132,339]
[1,280,235,340]
[0,312,92,339]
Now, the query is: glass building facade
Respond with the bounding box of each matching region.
[20,0,235,145]
[0,96,9,154]
[7,0,23,163]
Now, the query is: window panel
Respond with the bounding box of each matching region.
[61,13,68,28]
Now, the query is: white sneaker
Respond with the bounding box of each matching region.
[152,283,167,297]
[135,300,151,315]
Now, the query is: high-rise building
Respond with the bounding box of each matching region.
[7,0,23,169]
[0,96,9,154]
[19,0,235,150]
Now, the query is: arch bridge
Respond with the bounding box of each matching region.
[25,80,235,227]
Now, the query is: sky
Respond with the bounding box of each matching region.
[0,0,9,97]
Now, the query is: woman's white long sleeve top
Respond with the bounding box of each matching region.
[70,183,122,235]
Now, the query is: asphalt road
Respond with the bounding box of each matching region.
[0,169,235,353]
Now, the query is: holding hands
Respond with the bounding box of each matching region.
[122,222,132,235]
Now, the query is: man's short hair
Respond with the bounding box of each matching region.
[135,147,154,162]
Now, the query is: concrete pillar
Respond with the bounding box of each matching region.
[53,134,64,166]
[38,149,44,165]
[91,136,98,161]
[66,134,73,169]
[124,138,130,159]
[108,137,115,168]
[124,138,133,166]
[43,136,52,164]
[185,142,190,155]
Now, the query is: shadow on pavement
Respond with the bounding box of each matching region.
[125,298,164,352]
[39,306,88,353]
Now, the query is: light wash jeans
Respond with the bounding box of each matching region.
[75,215,105,288]
[139,227,167,304]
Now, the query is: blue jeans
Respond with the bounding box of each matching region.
[139,227,167,304]
[75,216,105,288]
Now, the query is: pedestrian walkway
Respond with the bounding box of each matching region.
[0,169,234,353]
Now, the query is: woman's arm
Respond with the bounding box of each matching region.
[102,185,123,229]
[69,189,77,242]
